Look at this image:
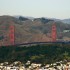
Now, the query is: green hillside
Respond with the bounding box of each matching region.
[0,44,70,64]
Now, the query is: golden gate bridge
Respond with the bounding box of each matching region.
[0,23,70,47]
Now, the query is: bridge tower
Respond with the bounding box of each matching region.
[51,23,57,42]
[9,25,15,45]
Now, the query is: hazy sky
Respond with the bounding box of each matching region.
[0,0,70,19]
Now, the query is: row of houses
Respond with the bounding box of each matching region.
[0,61,70,70]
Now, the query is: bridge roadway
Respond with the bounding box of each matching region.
[2,41,70,47]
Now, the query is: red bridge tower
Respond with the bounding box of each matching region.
[51,23,57,42]
[9,25,15,45]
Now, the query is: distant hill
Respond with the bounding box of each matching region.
[61,19,70,24]
[0,15,70,46]
[14,16,34,20]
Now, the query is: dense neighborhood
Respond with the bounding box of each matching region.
[0,61,70,70]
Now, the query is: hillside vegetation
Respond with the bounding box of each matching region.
[0,44,70,64]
